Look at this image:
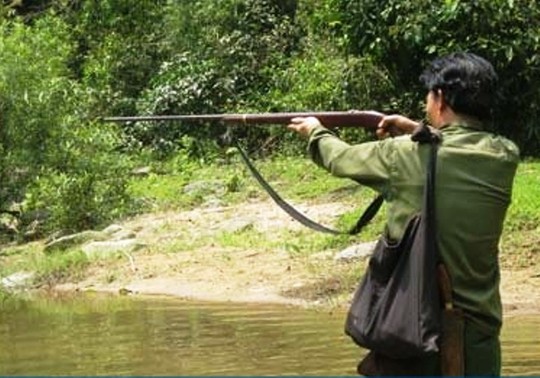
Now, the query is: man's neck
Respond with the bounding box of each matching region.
[438,111,483,130]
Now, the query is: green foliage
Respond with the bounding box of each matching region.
[0,241,88,291]
[25,160,132,235]
[129,0,301,157]
[504,160,540,232]
[266,45,393,111]
[0,14,132,236]
[67,0,166,116]
[161,0,298,90]
[128,54,229,156]
[262,39,396,148]
[2,0,540,240]
[31,249,90,287]
[0,287,11,304]
[334,0,540,153]
[0,16,73,205]
[500,160,540,268]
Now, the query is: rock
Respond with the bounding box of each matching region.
[1,271,34,289]
[202,198,226,209]
[20,209,50,241]
[334,241,377,262]
[132,166,152,176]
[102,224,136,240]
[118,287,134,295]
[43,225,138,254]
[0,212,19,235]
[183,180,226,197]
[109,229,137,241]
[102,224,124,235]
[44,230,108,254]
[183,180,228,208]
[81,239,145,258]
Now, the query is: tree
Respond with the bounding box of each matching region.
[333,0,540,154]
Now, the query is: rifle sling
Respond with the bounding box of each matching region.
[235,142,383,235]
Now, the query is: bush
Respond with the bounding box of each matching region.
[125,54,229,157]
[256,39,396,153]
[333,0,540,154]
[23,124,133,234]
[122,0,301,158]
[0,14,132,237]
[67,0,166,117]
[0,15,75,209]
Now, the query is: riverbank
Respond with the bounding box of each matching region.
[41,198,540,316]
[51,200,368,308]
[2,159,539,316]
[55,263,540,316]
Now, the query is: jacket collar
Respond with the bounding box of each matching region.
[439,117,485,131]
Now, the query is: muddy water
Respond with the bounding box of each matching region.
[0,293,538,376]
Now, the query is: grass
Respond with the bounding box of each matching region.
[0,243,90,288]
[504,159,540,231]
[129,152,364,210]
[500,159,540,268]
[126,154,540,299]
[129,151,386,246]
[129,153,540,275]
[1,154,538,299]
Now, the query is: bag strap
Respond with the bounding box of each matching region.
[425,134,439,258]
[411,123,441,258]
[235,141,384,235]
[413,125,465,375]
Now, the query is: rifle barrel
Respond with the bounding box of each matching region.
[101,110,385,129]
[102,114,228,122]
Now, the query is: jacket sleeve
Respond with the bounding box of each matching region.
[307,125,394,193]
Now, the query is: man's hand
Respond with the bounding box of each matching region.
[287,116,322,138]
[377,114,420,139]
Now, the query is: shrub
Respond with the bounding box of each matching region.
[0,14,132,237]
[333,0,540,154]
[123,0,301,158]
[256,39,396,153]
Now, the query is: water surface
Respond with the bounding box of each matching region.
[0,293,538,375]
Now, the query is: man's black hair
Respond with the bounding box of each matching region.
[419,52,498,121]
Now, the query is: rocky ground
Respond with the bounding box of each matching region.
[44,199,540,316]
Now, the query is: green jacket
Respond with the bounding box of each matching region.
[308,122,520,334]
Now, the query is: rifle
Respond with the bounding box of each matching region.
[101,110,387,235]
[101,110,385,129]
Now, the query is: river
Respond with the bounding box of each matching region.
[0,292,538,375]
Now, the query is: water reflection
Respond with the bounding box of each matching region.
[0,293,538,376]
[0,293,361,375]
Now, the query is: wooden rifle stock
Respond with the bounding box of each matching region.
[101,110,385,129]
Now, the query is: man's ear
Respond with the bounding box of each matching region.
[436,89,447,114]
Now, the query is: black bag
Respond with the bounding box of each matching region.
[344,125,442,358]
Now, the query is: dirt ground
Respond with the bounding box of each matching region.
[56,200,540,316]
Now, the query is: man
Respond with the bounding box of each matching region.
[287,52,520,376]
